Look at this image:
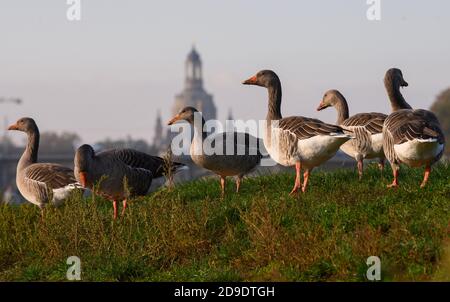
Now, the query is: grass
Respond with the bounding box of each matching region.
[0,163,449,281]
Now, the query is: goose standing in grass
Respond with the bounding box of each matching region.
[382,68,445,188]
[243,70,352,194]
[7,117,80,215]
[74,145,185,219]
[317,89,387,179]
[168,106,262,196]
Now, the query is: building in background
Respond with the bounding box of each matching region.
[152,46,217,154]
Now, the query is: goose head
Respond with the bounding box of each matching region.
[384,68,409,88]
[7,117,38,134]
[74,144,95,187]
[317,89,345,111]
[167,106,199,125]
[242,70,280,88]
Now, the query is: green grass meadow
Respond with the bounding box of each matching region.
[0,164,449,281]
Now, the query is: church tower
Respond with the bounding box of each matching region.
[172,46,216,121]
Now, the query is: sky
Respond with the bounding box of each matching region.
[1,0,449,145]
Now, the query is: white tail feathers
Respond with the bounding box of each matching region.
[330,132,355,139]
[416,138,439,143]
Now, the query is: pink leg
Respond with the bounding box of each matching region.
[113,200,118,220]
[236,177,242,193]
[387,168,399,188]
[121,199,127,217]
[357,160,363,180]
[289,162,302,195]
[301,169,311,193]
[220,176,226,198]
[420,166,431,188]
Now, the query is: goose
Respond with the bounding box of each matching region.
[317,89,387,179]
[168,106,262,196]
[7,117,80,214]
[382,68,445,188]
[243,70,352,194]
[74,144,185,219]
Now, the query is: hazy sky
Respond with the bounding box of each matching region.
[1,0,449,145]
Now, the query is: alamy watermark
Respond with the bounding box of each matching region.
[66,256,81,280]
[367,0,381,21]
[67,0,81,21]
[366,256,381,281]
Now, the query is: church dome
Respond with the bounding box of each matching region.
[187,47,201,63]
[172,47,216,121]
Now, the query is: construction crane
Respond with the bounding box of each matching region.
[0,97,22,105]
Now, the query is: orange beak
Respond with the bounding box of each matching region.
[78,172,88,187]
[7,123,19,130]
[316,102,327,111]
[242,75,258,85]
[167,114,181,126]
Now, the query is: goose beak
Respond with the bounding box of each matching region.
[402,80,409,87]
[316,102,327,111]
[167,114,180,126]
[7,123,19,131]
[78,172,88,187]
[242,75,258,85]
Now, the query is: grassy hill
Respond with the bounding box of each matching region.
[0,164,449,281]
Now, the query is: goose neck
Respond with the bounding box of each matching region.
[385,80,412,112]
[18,129,39,171]
[266,83,282,121]
[334,96,349,125]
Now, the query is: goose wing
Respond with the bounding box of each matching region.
[385,109,445,144]
[342,112,387,134]
[99,148,184,178]
[278,116,347,140]
[24,163,76,189]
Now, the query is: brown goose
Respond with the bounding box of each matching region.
[7,118,80,213]
[382,68,445,188]
[168,106,262,196]
[243,70,352,194]
[317,89,387,179]
[74,144,185,219]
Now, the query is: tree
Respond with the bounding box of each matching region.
[430,88,450,155]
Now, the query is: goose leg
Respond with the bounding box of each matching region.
[121,199,127,217]
[387,168,399,188]
[420,166,431,188]
[236,176,242,193]
[113,200,118,220]
[289,162,302,195]
[302,169,311,193]
[220,176,226,197]
[357,159,363,180]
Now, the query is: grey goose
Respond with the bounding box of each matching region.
[7,117,80,214]
[74,145,185,219]
[382,68,445,188]
[243,70,352,195]
[317,89,387,179]
[168,106,262,196]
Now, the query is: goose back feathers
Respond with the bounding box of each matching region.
[383,109,445,167]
